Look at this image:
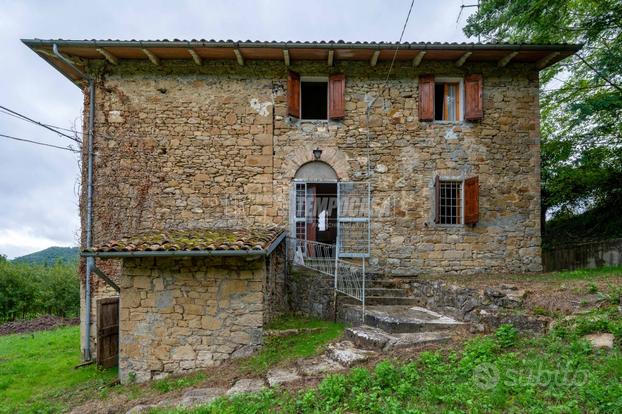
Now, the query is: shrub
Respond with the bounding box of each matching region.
[495,324,519,348]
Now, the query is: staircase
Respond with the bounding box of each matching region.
[338,277,466,351]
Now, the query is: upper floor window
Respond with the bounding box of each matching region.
[419,74,483,122]
[301,78,328,120]
[434,79,463,122]
[288,71,345,120]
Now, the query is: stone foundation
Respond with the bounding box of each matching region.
[118,252,284,383]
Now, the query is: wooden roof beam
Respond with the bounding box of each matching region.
[537,52,560,69]
[370,50,380,67]
[455,51,472,67]
[233,49,244,66]
[412,51,426,67]
[96,48,118,65]
[327,50,334,66]
[283,49,290,66]
[141,48,160,65]
[188,49,202,65]
[498,51,518,67]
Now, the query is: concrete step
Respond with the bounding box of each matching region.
[364,305,464,334]
[344,325,451,351]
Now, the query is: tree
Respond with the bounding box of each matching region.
[464,0,622,241]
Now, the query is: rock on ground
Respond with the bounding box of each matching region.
[325,341,377,367]
[583,333,615,349]
[298,356,345,376]
[266,368,301,387]
[179,387,227,407]
[226,378,266,396]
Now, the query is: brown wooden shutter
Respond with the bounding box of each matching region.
[287,70,300,118]
[434,175,441,224]
[464,74,483,120]
[418,74,435,121]
[464,176,479,225]
[328,73,346,119]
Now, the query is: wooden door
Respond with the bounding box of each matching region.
[96,297,119,369]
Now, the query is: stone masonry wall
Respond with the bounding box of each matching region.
[119,256,267,383]
[80,59,543,354]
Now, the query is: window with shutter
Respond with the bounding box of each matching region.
[287,70,300,118]
[464,176,479,225]
[464,74,483,121]
[328,73,346,119]
[418,74,435,121]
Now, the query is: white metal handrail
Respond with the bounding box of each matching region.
[288,237,365,311]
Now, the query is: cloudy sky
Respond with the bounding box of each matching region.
[0,0,476,258]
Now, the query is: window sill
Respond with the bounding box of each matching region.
[299,119,329,123]
[431,120,466,125]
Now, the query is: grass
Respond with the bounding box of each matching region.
[0,325,117,414]
[155,306,622,414]
[240,315,344,374]
[151,372,207,394]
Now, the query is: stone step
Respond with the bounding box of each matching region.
[368,279,403,289]
[364,288,408,297]
[340,296,420,306]
[364,305,465,334]
[344,325,451,351]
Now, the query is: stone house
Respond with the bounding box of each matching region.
[24,38,579,381]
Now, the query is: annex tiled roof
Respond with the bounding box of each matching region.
[82,227,285,257]
[22,38,581,86]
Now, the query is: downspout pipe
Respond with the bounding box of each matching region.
[52,44,95,362]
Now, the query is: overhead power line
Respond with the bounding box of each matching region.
[0,105,82,143]
[0,132,79,153]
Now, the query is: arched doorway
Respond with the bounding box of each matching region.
[292,162,339,247]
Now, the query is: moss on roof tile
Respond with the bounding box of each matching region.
[84,226,284,253]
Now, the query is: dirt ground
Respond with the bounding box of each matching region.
[0,315,79,336]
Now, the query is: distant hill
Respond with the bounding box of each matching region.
[12,246,80,266]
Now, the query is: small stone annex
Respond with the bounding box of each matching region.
[84,227,286,382]
[23,38,580,381]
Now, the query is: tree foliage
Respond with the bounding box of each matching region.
[464,0,622,241]
[0,260,79,321]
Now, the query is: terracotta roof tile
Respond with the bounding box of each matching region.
[84,226,284,254]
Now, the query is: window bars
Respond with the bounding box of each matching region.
[439,180,463,225]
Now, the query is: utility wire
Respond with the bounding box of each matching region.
[378,0,416,98]
[0,132,79,153]
[0,105,82,143]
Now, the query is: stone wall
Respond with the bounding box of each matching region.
[80,58,543,356]
[119,255,274,383]
[286,265,336,320]
[405,280,549,333]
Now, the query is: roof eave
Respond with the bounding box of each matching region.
[80,229,287,259]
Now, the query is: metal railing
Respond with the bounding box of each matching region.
[288,237,366,310]
[289,237,336,277]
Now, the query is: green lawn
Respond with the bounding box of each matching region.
[0,326,116,414]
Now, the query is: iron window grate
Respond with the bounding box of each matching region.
[439,180,462,224]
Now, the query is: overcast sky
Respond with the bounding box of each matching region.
[0,0,475,258]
